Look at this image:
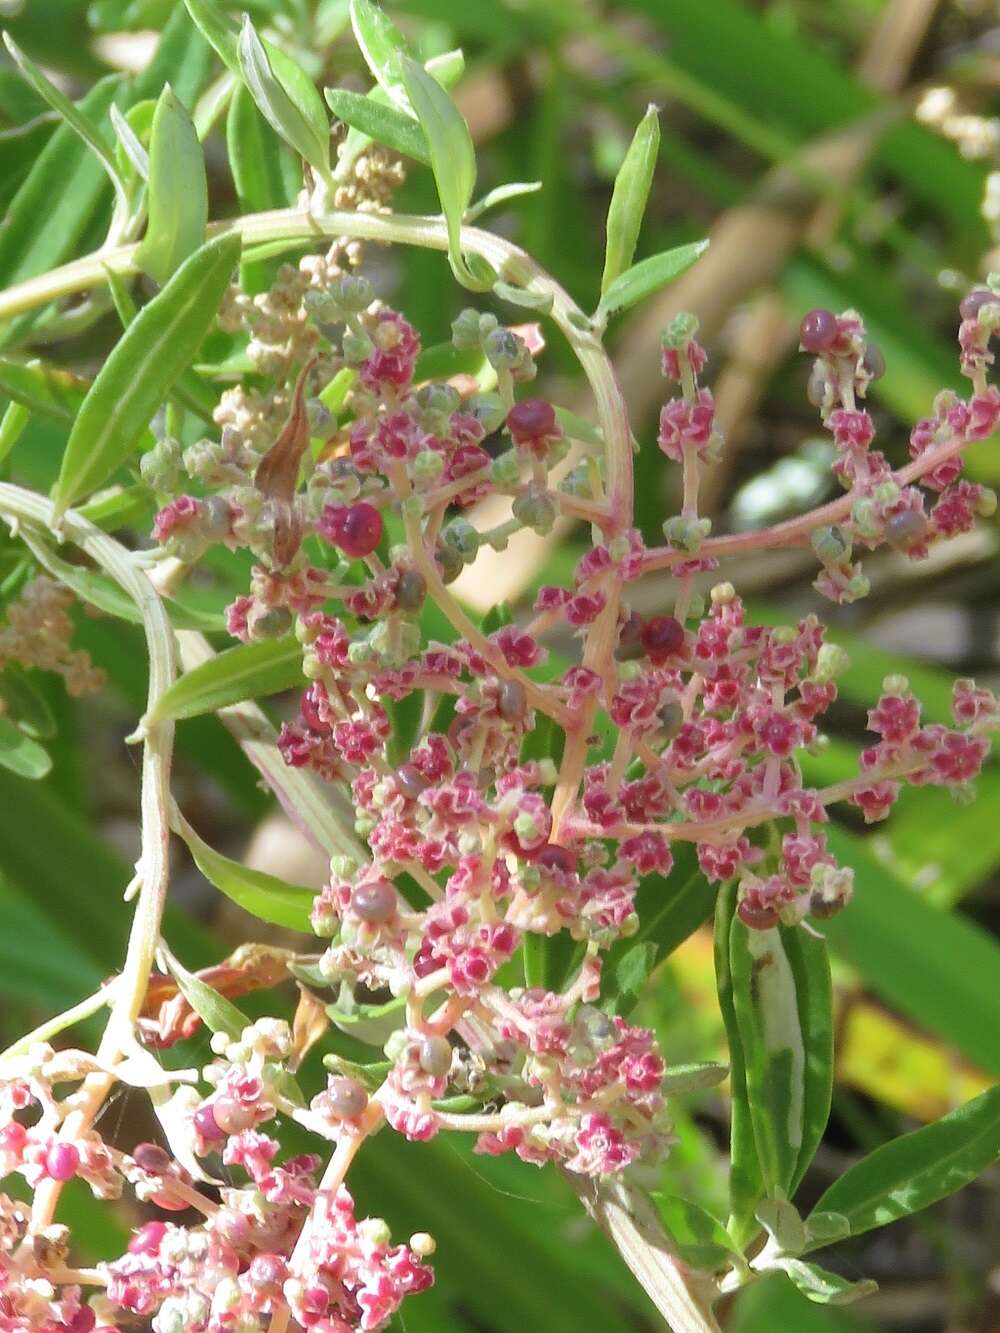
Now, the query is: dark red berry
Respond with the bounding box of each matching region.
[959,288,996,322]
[321,501,383,558]
[193,1102,226,1142]
[128,1220,167,1255]
[861,342,885,381]
[418,1035,453,1077]
[641,615,685,663]
[350,878,397,923]
[799,308,838,354]
[44,1142,79,1181]
[535,844,576,876]
[497,679,527,722]
[325,1076,368,1119]
[737,900,779,930]
[884,509,928,549]
[132,1142,171,1174]
[507,398,557,442]
[396,764,428,799]
[614,611,646,662]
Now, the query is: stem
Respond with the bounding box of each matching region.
[0,984,113,1065]
[0,483,176,1231]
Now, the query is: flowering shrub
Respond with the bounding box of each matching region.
[0,4,998,1331]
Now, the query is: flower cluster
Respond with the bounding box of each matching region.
[6,230,999,1329]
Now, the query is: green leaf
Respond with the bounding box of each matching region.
[399,56,484,290]
[0,76,123,292]
[652,1194,740,1272]
[146,636,304,724]
[0,716,51,780]
[603,843,716,1014]
[110,102,150,182]
[172,807,315,933]
[2,34,130,218]
[601,104,660,296]
[776,1259,877,1307]
[227,82,295,212]
[324,87,430,163]
[52,232,241,515]
[822,827,1000,1077]
[606,941,657,1016]
[728,918,807,1200]
[595,240,709,321]
[731,1272,877,1332]
[0,666,56,740]
[136,85,208,284]
[167,955,249,1041]
[714,881,765,1243]
[809,1083,1000,1240]
[465,181,542,223]
[0,358,86,424]
[182,0,239,75]
[237,16,331,182]
[782,922,833,1193]
[349,0,413,113]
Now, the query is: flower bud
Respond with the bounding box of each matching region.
[342,327,374,362]
[661,515,711,552]
[418,1035,453,1076]
[491,451,522,488]
[410,1231,436,1256]
[467,392,507,433]
[512,490,556,534]
[330,273,373,313]
[443,518,480,560]
[451,308,488,350]
[813,642,850,682]
[247,604,293,641]
[484,328,522,371]
[394,568,427,612]
[662,311,700,349]
[850,498,881,540]
[811,525,851,564]
[411,450,444,484]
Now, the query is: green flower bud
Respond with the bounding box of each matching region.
[710,582,736,604]
[814,642,850,682]
[491,451,521,488]
[882,673,909,695]
[976,486,997,517]
[467,391,507,433]
[514,811,540,843]
[662,311,700,349]
[512,490,556,534]
[451,308,486,350]
[412,449,445,482]
[661,514,711,552]
[342,327,374,363]
[811,525,851,564]
[330,273,373,313]
[850,498,881,540]
[846,572,871,600]
[443,518,480,559]
[484,327,523,371]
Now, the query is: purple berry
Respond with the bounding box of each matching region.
[641,615,685,664]
[535,844,576,876]
[132,1141,171,1174]
[322,501,384,558]
[959,288,995,322]
[497,679,527,722]
[799,308,838,354]
[350,878,397,923]
[507,399,557,443]
[193,1102,226,1142]
[45,1142,80,1182]
[418,1035,453,1077]
[885,509,928,549]
[326,1076,368,1119]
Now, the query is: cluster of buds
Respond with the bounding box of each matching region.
[0,576,104,698]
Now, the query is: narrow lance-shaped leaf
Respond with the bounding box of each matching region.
[728,919,806,1200]
[145,636,304,725]
[349,0,413,113]
[238,17,331,183]
[714,881,765,1244]
[172,807,315,933]
[52,232,241,516]
[336,48,464,181]
[0,717,51,781]
[0,359,86,424]
[399,56,491,291]
[227,82,295,212]
[601,104,660,296]
[183,0,240,75]
[595,239,709,322]
[136,85,208,284]
[2,34,130,219]
[324,88,431,164]
[110,103,150,183]
[773,1258,877,1307]
[781,922,833,1194]
[166,955,249,1042]
[808,1083,1000,1240]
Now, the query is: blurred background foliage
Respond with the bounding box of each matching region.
[0,0,999,1329]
